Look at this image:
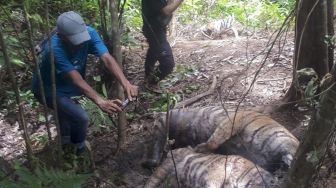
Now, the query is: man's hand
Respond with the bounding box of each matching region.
[97,99,123,114]
[124,82,138,101]
[100,53,138,101]
[162,0,184,16]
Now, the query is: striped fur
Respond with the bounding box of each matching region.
[144,147,279,188]
[151,106,299,171]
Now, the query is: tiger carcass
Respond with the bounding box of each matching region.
[144,147,279,188]
[199,16,242,39]
[143,106,299,172]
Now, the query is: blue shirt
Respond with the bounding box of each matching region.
[32,26,108,98]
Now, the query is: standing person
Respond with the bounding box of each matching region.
[142,0,184,93]
[32,11,138,155]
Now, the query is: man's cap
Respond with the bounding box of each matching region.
[56,11,90,45]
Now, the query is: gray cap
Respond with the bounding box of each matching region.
[56,11,90,45]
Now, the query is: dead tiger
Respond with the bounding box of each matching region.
[143,106,299,172]
[144,147,279,188]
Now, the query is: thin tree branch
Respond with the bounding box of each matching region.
[22,2,52,141]
[45,0,62,159]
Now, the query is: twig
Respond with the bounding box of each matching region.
[201,31,214,40]
[256,77,292,83]
[175,75,217,108]
[166,93,180,188]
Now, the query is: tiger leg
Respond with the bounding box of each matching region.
[195,112,244,153]
[144,154,175,188]
[142,114,167,169]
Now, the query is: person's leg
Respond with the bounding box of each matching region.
[144,46,158,79]
[56,97,89,151]
[56,98,94,172]
[57,111,71,145]
[143,27,160,83]
[33,93,72,145]
[157,40,175,80]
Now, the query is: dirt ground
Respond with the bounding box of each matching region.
[1,31,335,187]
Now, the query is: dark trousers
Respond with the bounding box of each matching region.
[34,94,88,146]
[143,26,175,83]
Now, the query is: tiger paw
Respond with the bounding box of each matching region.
[194,143,211,153]
[141,159,160,169]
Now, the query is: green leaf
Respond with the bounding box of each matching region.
[102,83,107,98]
[306,150,319,165]
[93,75,101,82]
[10,59,25,66]
[305,78,318,99]
[7,36,19,43]
[38,114,46,123]
[28,13,44,25]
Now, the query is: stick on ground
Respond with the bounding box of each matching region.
[175,75,217,108]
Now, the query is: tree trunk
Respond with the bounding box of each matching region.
[283,73,336,188]
[282,0,334,187]
[282,0,329,104]
[109,0,127,151]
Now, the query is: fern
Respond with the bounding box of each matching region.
[77,97,113,132]
[0,163,90,188]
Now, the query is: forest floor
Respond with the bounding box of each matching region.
[1,31,336,187]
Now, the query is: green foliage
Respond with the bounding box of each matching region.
[31,134,49,149]
[306,148,321,165]
[0,163,90,188]
[0,33,27,69]
[184,85,200,94]
[122,0,142,32]
[5,90,38,108]
[166,64,198,85]
[77,97,113,132]
[120,0,142,46]
[148,93,180,112]
[22,0,100,28]
[297,68,319,105]
[178,0,205,24]
[304,78,319,99]
[178,0,295,29]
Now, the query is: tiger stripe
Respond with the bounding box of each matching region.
[150,106,299,172]
[144,147,279,188]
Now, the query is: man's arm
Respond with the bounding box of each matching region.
[65,70,122,113]
[162,0,184,16]
[100,53,138,100]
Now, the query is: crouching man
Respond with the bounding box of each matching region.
[32,11,138,156]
